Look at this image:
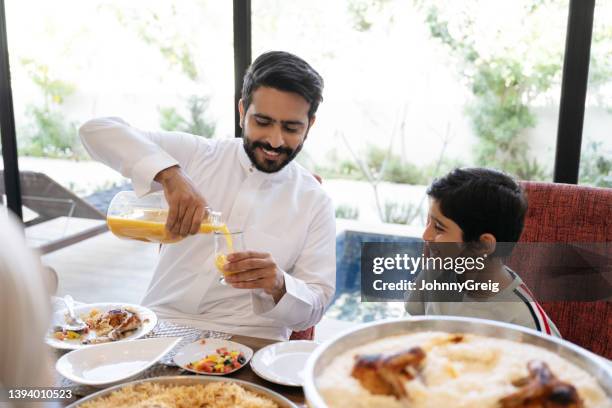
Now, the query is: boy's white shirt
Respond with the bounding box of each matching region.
[80,117,336,340]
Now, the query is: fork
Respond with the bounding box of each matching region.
[60,295,88,332]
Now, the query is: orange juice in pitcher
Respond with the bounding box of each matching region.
[106,191,230,244]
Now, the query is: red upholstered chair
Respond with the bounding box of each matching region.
[290,326,315,340]
[508,181,612,358]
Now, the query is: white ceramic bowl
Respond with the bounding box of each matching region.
[56,337,180,388]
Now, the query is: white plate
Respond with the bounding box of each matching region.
[173,338,253,375]
[46,303,158,350]
[251,340,320,386]
[56,337,181,388]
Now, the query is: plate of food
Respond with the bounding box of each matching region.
[46,302,157,350]
[173,338,253,375]
[305,316,612,408]
[66,376,297,407]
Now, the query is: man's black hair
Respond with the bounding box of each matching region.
[427,168,528,247]
[241,51,324,119]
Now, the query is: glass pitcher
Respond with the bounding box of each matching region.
[106,191,226,243]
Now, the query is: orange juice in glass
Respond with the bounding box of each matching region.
[106,191,227,243]
[214,231,244,285]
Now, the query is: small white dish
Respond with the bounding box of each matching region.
[174,338,253,375]
[46,302,158,350]
[250,340,320,386]
[56,337,180,388]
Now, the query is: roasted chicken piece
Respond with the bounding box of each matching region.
[378,347,427,398]
[106,309,129,327]
[351,347,425,399]
[108,310,142,340]
[82,308,142,344]
[351,354,394,395]
[89,308,128,332]
[500,360,583,408]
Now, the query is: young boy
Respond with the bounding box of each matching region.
[405,168,561,337]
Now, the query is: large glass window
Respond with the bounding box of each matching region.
[581,0,612,188]
[253,0,569,229]
[5,0,233,249]
[253,0,570,323]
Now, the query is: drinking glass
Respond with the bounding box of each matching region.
[214,231,245,285]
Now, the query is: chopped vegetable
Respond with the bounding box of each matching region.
[66,331,81,339]
[53,331,66,341]
[53,330,83,341]
[186,349,246,374]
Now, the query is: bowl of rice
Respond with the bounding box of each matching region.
[304,316,612,408]
[68,376,297,408]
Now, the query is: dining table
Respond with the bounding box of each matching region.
[53,320,307,407]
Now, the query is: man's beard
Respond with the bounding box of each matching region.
[242,129,304,173]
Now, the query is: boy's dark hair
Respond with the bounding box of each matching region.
[241,51,324,120]
[427,168,528,248]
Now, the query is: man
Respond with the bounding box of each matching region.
[80,51,335,340]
